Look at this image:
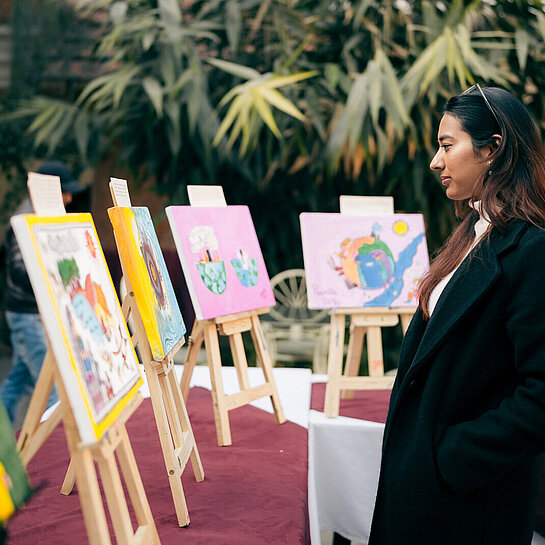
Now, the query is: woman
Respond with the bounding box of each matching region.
[369,86,545,545]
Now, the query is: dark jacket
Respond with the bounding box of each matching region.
[4,198,38,313]
[369,220,545,545]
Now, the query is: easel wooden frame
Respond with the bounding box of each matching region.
[120,279,204,526]
[323,307,415,418]
[180,307,286,446]
[20,345,160,545]
[14,173,159,544]
[171,185,286,447]
[109,183,204,527]
[16,280,205,527]
[16,351,63,467]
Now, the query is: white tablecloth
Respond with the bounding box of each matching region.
[308,378,385,545]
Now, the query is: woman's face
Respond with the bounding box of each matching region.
[429,113,490,200]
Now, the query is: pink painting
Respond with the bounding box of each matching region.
[300,213,430,309]
[166,205,275,320]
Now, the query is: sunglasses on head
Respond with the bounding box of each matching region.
[461,83,501,130]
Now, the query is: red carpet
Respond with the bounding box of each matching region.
[7,387,309,545]
[310,382,391,423]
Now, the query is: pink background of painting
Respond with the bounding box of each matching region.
[167,206,275,319]
[300,213,430,309]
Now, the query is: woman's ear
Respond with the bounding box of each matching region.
[492,133,502,150]
[485,133,502,157]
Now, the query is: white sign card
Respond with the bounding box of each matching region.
[339,195,394,216]
[109,177,132,208]
[187,185,227,207]
[27,172,66,216]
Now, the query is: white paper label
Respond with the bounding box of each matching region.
[187,185,227,207]
[27,172,66,216]
[339,195,394,216]
[109,177,132,207]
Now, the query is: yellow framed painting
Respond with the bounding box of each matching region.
[108,206,185,361]
[11,213,143,445]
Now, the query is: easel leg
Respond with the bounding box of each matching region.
[180,320,204,401]
[60,459,76,495]
[250,315,286,425]
[17,350,58,465]
[146,362,190,527]
[324,314,346,418]
[367,326,385,376]
[97,448,136,545]
[116,426,161,545]
[71,447,113,545]
[57,368,113,545]
[203,322,232,446]
[229,333,250,391]
[342,323,365,400]
[166,369,204,481]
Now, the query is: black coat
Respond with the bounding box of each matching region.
[369,220,545,545]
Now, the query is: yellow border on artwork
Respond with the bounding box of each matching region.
[108,207,164,359]
[25,213,143,442]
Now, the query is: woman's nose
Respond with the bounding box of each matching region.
[430,149,443,171]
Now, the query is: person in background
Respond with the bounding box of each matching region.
[1,161,85,426]
[369,86,545,544]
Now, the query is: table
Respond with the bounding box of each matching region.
[7,367,312,545]
[307,379,390,545]
[308,380,545,545]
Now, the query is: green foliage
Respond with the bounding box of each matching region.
[8,0,545,275]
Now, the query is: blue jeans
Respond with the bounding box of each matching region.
[1,311,58,423]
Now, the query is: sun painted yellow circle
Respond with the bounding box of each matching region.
[393,220,408,235]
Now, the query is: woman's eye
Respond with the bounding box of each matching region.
[441,144,451,150]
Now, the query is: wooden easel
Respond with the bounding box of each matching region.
[322,195,419,417]
[170,185,286,446]
[22,345,160,545]
[16,351,63,467]
[120,281,204,526]
[13,173,160,545]
[108,179,204,527]
[323,307,415,417]
[17,283,205,525]
[180,307,286,446]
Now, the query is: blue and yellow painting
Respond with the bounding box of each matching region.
[301,214,429,309]
[108,206,186,360]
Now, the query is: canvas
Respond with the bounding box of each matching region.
[166,205,275,320]
[11,213,143,445]
[300,213,429,309]
[108,206,186,361]
[0,400,31,523]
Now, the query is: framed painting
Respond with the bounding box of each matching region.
[108,206,186,361]
[166,205,275,320]
[300,213,429,309]
[11,213,143,445]
[0,400,31,523]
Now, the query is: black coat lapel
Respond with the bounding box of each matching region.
[396,307,427,374]
[407,221,527,377]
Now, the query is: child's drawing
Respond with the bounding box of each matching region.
[108,206,186,361]
[11,213,142,444]
[189,225,227,294]
[300,214,429,309]
[166,205,275,320]
[231,248,258,287]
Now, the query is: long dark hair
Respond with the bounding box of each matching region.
[419,87,545,319]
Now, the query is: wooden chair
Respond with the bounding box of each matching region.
[261,269,330,374]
